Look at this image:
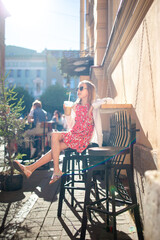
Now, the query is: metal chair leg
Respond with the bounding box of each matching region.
[80,169,93,240]
[57,157,67,217]
[106,165,110,231]
[127,166,144,240]
[110,168,117,240]
[71,157,75,206]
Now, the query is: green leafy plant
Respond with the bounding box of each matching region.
[0,75,26,176]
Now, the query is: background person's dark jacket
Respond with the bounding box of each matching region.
[33,108,47,127]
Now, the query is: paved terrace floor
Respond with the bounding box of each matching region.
[0,155,139,240]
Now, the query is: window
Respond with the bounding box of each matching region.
[36,70,41,77]
[52,66,57,72]
[25,84,29,90]
[70,78,75,89]
[9,69,14,77]
[25,69,29,77]
[51,78,57,85]
[17,70,21,78]
[63,78,67,88]
[36,82,41,94]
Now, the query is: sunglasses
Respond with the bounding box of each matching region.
[76,86,88,91]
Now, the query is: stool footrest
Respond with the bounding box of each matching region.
[66,170,87,174]
[87,196,133,208]
[64,180,85,186]
[65,186,86,190]
[87,203,138,216]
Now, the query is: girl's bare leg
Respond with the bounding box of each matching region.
[30,131,67,174]
[51,132,68,175]
[14,150,53,178]
[25,150,52,173]
[14,132,68,178]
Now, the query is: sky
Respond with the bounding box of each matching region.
[2,0,80,52]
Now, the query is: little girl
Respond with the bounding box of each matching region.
[14,80,96,184]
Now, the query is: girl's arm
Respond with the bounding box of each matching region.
[88,105,93,118]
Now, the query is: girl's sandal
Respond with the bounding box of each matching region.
[49,172,64,185]
[13,160,32,178]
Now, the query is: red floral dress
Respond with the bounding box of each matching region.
[62,103,94,153]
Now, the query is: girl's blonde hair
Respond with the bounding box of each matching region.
[78,80,96,106]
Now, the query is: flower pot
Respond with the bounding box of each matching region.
[0,173,23,191]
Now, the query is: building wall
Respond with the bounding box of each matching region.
[46,51,64,87]
[0,16,5,76]
[5,46,46,98]
[110,0,160,221]
[0,0,9,76]
[84,0,159,231]
[46,50,80,102]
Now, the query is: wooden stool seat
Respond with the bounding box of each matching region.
[88,146,130,156]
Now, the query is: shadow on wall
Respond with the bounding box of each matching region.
[107,76,117,98]
[109,76,156,172]
[131,108,157,222]
[108,75,157,165]
[132,108,157,172]
[105,74,157,223]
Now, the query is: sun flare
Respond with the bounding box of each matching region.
[2,0,48,25]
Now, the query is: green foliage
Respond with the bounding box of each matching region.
[58,57,76,77]
[40,83,67,115]
[0,75,26,175]
[11,87,34,116]
[58,57,68,77]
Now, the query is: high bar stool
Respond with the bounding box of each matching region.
[80,128,144,239]
[57,148,89,217]
[80,147,144,240]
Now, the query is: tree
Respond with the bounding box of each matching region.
[40,83,68,115]
[58,57,69,77]
[58,57,71,89]
[0,75,26,176]
[11,87,34,117]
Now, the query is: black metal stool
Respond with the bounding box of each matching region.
[80,147,143,240]
[80,111,144,240]
[57,148,90,217]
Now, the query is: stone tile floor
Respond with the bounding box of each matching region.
[0,156,140,240]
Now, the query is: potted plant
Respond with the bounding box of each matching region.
[0,74,26,191]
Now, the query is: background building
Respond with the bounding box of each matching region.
[46,50,80,101]
[5,46,80,101]
[0,0,9,76]
[5,46,46,99]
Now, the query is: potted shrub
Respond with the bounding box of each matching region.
[0,75,26,191]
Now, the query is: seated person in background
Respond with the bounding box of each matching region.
[28,100,47,127]
[52,110,63,131]
[25,100,48,157]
